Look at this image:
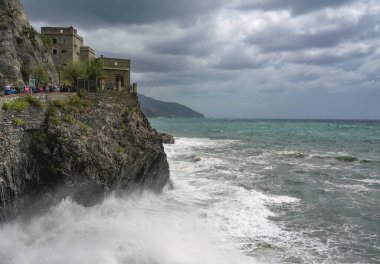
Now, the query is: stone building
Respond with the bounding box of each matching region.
[41,26,131,90]
[41,26,93,68]
[100,56,130,91]
[80,46,95,62]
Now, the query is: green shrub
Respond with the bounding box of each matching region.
[32,64,49,83]
[68,95,93,108]
[2,99,29,111]
[117,146,125,154]
[20,65,31,82]
[22,26,37,47]
[120,122,127,131]
[2,96,44,111]
[63,114,75,124]
[77,90,86,98]
[25,95,45,108]
[6,7,20,19]
[12,117,25,126]
[48,105,58,117]
[50,116,61,126]
[40,35,53,50]
[52,99,67,109]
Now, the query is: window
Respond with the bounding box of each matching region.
[53,38,57,44]
[61,50,67,53]
[76,52,79,56]
[53,49,58,55]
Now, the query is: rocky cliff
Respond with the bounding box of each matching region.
[0,0,58,84]
[0,92,170,220]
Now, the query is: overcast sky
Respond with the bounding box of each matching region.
[23,0,380,119]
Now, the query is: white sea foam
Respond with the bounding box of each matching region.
[325,181,372,192]
[0,194,255,264]
[165,137,303,258]
[0,136,306,264]
[357,179,380,185]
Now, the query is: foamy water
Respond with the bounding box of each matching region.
[149,118,380,263]
[0,136,302,264]
[0,193,255,264]
[2,116,380,264]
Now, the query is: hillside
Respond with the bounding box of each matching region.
[139,94,205,118]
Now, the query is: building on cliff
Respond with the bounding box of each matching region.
[40,27,90,67]
[100,56,130,91]
[41,26,130,91]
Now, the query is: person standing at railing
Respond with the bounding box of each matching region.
[4,83,16,95]
[25,84,31,93]
[4,83,11,95]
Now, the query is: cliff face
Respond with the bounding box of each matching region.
[0,0,58,84]
[0,92,170,220]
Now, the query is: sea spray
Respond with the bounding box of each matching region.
[0,193,256,264]
[149,118,380,263]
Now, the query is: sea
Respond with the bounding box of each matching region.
[0,118,379,264]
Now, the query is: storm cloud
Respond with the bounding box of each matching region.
[236,0,354,15]
[22,0,380,119]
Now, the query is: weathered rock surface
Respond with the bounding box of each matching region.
[159,133,175,144]
[0,0,58,84]
[0,91,170,220]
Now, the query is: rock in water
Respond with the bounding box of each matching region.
[0,92,170,220]
[160,133,175,144]
[193,157,201,162]
[0,0,58,84]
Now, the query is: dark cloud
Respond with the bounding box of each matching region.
[213,47,267,70]
[246,26,355,52]
[21,0,380,118]
[147,28,218,57]
[237,0,354,15]
[245,11,380,53]
[22,0,223,27]
[289,45,376,66]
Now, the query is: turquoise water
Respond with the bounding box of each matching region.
[150,118,380,263]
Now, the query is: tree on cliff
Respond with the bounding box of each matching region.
[62,62,87,87]
[86,58,104,90]
[32,63,49,84]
